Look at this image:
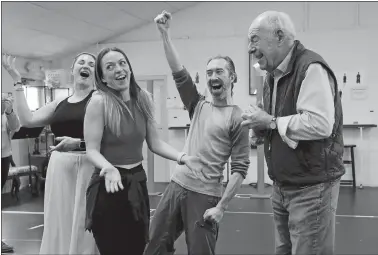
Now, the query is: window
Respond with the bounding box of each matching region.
[53,88,70,100]
[23,87,40,111]
[22,87,72,111]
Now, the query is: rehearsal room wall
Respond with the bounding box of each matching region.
[2,58,52,192]
[52,2,378,187]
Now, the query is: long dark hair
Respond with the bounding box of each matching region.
[94,47,155,137]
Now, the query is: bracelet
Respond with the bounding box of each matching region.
[78,140,86,150]
[176,152,186,165]
[5,109,13,115]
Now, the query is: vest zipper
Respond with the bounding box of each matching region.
[268,71,290,153]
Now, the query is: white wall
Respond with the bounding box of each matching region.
[52,2,378,186]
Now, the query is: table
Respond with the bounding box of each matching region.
[168,125,190,138]
[247,144,271,199]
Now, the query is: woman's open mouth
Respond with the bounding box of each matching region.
[115,75,126,81]
[80,69,90,78]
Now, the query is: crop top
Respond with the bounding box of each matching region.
[50,90,94,145]
[100,99,147,165]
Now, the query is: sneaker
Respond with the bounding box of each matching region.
[1,241,14,253]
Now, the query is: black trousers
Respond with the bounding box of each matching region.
[91,165,150,255]
[1,156,11,189]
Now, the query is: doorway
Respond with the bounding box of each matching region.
[136,75,169,194]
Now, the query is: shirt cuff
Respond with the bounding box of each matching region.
[277,116,298,149]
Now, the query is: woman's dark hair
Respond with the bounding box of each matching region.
[94,47,155,136]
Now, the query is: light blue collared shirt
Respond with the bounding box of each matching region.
[270,46,336,149]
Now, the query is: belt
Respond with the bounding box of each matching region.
[273,180,320,189]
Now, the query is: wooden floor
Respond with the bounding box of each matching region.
[2,186,378,254]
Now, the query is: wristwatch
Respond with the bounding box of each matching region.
[5,109,14,115]
[79,140,86,150]
[269,117,277,130]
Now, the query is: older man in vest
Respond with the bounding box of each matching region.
[241,11,345,255]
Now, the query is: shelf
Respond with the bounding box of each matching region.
[168,125,190,130]
[343,124,377,128]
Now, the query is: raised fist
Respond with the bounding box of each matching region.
[154,10,172,34]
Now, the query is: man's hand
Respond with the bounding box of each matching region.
[249,129,265,146]
[49,136,80,152]
[2,54,22,82]
[154,10,172,35]
[203,206,225,224]
[241,104,273,130]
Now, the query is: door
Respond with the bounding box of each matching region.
[136,76,169,193]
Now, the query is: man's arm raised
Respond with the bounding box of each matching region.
[155,11,202,119]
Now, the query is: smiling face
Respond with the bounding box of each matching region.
[248,17,284,73]
[72,54,95,86]
[100,51,131,92]
[206,58,234,100]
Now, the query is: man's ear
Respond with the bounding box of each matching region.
[229,74,234,83]
[276,29,285,45]
[230,74,237,83]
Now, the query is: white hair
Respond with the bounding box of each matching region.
[252,11,296,41]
